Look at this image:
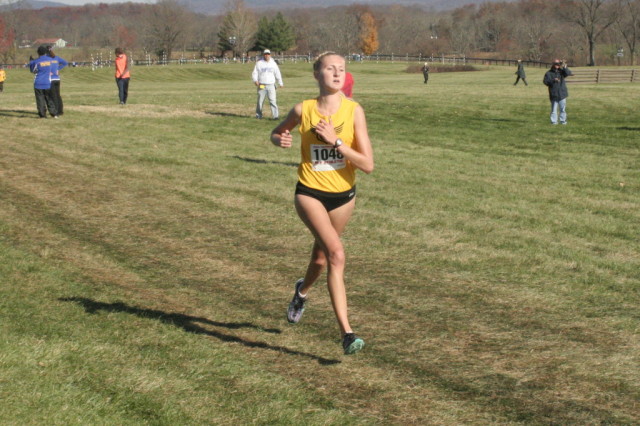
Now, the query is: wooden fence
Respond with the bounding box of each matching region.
[568,69,638,84]
[340,54,551,68]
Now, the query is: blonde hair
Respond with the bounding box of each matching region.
[313,51,345,72]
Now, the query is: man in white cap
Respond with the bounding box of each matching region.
[251,49,284,119]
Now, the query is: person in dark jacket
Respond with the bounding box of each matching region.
[514,59,527,86]
[47,46,68,116]
[29,45,58,118]
[543,59,572,125]
[421,62,430,84]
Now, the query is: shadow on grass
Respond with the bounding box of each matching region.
[0,109,40,118]
[205,111,248,118]
[470,117,526,123]
[232,155,298,168]
[617,126,640,131]
[60,297,340,365]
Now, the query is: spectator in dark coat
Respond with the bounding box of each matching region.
[543,59,573,125]
[421,62,430,84]
[47,46,68,116]
[514,59,527,86]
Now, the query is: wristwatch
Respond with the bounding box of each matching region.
[333,138,344,148]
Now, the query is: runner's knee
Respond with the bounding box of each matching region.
[326,246,345,268]
[311,249,327,268]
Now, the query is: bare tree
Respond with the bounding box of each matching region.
[377,5,433,55]
[287,9,312,53]
[474,3,512,52]
[445,5,478,55]
[513,0,556,61]
[614,0,640,64]
[304,7,360,54]
[187,14,220,56]
[146,0,189,59]
[563,0,618,65]
[217,0,257,57]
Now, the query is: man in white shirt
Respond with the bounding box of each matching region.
[251,49,284,119]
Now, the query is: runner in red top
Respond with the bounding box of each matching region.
[341,71,354,98]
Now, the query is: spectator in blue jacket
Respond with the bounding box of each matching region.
[543,59,573,125]
[29,45,58,118]
[47,46,68,116]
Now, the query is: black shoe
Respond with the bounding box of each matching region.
[287,279,306,323]
[342,333,365,355]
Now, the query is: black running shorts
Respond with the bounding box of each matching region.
[295,182,356,212]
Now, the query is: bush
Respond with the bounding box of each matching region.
[406,64,480,73]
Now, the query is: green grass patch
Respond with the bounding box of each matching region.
[0,62,639,424]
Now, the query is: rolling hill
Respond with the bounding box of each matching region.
[4,0,514,15]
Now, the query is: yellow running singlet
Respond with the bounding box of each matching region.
[298,97,358,193]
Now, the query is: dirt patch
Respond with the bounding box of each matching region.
[72,103,252,119]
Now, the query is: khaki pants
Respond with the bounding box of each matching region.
[256,84,278,119]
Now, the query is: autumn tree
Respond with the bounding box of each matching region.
[1,0,633,66]
[0,15,15,62]
[0,0,20,61]
[114,25,137,51]
[358,11,378,54]
[217,0,257,56]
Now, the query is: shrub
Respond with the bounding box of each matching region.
[406,64,480,73]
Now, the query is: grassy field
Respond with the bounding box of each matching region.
[1,61,639,424]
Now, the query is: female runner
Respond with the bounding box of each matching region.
[270,52,374,355]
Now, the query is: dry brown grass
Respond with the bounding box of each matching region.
[1,63,639,424]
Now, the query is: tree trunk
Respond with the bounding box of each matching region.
[588,37,596,66]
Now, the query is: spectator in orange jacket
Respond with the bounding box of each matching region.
[114,47,130,105]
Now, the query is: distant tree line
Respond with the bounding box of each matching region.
[1,0,639,66]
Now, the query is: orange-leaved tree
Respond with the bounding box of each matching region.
[0,16,15,62]
[359,12,378,55]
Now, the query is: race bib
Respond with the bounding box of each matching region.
[310,144,345,172]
